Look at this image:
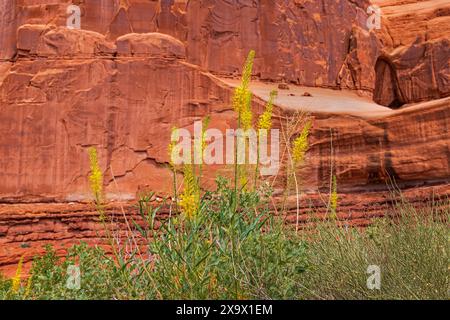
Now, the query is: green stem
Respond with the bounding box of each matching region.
[233,114,241,212]
[254,133,261,190]
[172,166,178,214]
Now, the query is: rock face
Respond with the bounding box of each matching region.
[2,1,449,102]
[116,32,186,58]
[372,0,450,105]
[0,0,449,275]
[17,25,117,58]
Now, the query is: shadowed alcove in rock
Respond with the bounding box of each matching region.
[373,57,405,109]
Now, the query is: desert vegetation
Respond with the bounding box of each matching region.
[0,52,448,301]
[1,190,447,300]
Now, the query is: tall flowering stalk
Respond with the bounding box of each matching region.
[292,120,312,166]
[291,120,312,233]
[258,90,278,131]
[232,50,255,194]
[330,175,338,219]
[87,148,159,295]
[88,147,104,221]
[228,50,256,295]
[255,90,278,186]
[179,164,200,221]
[11,256,24,294]
[177,116,210,221]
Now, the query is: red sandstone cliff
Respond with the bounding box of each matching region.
[0,0,448,275]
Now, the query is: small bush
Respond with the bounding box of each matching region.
[147,177,308,300]
[299,205,449,300]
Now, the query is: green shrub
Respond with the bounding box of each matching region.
[299,204,449,300]
[146,177,308,299]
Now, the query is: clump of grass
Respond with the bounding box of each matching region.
[16,244,128,300]
[299,203,449,300]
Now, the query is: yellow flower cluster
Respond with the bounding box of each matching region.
[258,90,278,131]
[330,175,338,219]
[179,164,200,220]
[239,174,249,190]
[240,94,253,131]
[241,50,255,90]
[232,86,245,114]
[232,50,255,130]
[11,256,23,294]
[292,120,312,165]
[88,147,103,205]
[179,193,199,220]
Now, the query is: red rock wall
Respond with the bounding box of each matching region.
[304,101,450,192]
[2,24,448,202]
[373,0,450,105]
[2,0,448,103]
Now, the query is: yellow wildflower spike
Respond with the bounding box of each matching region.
[232,51,256,128]
[241,50,255,90]
[232,86,245,114]
[330,175,338,219]
[258,90,278,130]
[11,256,24,294]
[241,99,253,130]
[239,174,249,191]
[179,164,200,220]
[88,147,103,205]
[231,50,256,195]
[292,120,312,165]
